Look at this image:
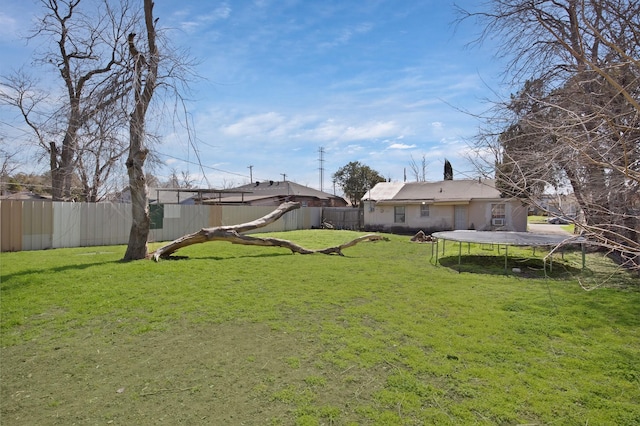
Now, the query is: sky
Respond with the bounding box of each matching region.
[0,0,507,193]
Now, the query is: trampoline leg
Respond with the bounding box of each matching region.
[504,245,508,272]
[458,242,462,272]
[582,243,586,269]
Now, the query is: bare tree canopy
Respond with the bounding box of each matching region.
[459,0,640,271]
[0,0,138,201]
[408,154,428,182]
[151,202,384,261]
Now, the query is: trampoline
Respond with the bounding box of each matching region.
[430,230,588,273]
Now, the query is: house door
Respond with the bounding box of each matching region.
[454,205,467,230]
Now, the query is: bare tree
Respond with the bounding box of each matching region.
[75,100,129,201]
[0,0,137,201]
[122,0,159,261]
[0,139,22,195]
[0,71,56,175]
[36,0,136,200]
[162,168,194,189]
[459,0,640,270]
[408,154,428,182]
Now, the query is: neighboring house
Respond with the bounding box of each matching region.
[108,187,246,205]
[147,188,232,205]
[532,193,580,218]
[362,179,528,233]
[201,180,348,207]
[104,187,132,204]
[106,182,347,207]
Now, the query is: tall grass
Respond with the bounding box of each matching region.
[1,230,639,425]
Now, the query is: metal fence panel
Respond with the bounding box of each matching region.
[152,204,210,242]
[82,203,131,246]
[1,201,23,252]
[1,202,322,252]
[53,202,82,248]
[23,201,53,250]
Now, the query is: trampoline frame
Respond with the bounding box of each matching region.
[430,230,588,273]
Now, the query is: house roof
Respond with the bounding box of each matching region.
[364,179,503,204]
[207,181,346,204]
[148,188,251,204]
[363,181,404,201]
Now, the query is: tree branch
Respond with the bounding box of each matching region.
[150,202,384,261]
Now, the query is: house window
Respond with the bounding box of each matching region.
[394,206,405,223]
[491,203,506,219]
[420,204,430,217]
[491,203,506,226]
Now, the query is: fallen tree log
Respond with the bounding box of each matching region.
[150,201,384,261]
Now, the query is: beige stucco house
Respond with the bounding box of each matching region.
[362,179,528,233]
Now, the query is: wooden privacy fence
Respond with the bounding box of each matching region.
[321,207,363,230]
[0,200,323,252]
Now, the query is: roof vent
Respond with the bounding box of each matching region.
[269,180,274,186]
[255,182,260,187]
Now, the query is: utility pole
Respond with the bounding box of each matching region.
[280,173,287,182]
[247,165,253,183]
[318,146,325,192]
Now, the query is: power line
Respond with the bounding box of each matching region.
[157,150,251,180]
[318,146,325,192]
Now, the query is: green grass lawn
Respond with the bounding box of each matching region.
[527,215,550,224]
[1,230,639,425]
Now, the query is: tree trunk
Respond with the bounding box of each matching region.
[122,0,159,261]
[123,130,150,260]
[151,201,384,261]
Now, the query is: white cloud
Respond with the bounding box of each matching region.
[388,143,416,150]
[219,112,400,146]
[339,121,398,141]
[320,22,374,49]
[221,112,286,137]
[175,3,231,33]
[304,119,398,142]
[0,12,20,41]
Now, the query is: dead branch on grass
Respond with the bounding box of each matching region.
[150,201,384,261]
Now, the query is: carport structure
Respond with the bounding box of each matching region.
[431,230,588,273]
